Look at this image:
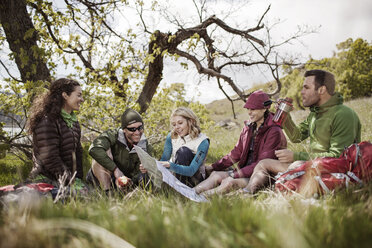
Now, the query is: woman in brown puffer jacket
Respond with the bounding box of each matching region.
[27,78,84,185]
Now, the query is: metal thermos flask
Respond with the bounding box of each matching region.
[273,97,293,126]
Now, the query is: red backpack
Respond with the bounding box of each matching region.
[341,141,372,181]
[275,141,372,197]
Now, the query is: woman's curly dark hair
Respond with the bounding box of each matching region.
[27,78,81,134]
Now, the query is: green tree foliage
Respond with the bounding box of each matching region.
[0,0,313,159]
[280,38,372,109]
[332,38,371,99]
[80,81,213,157]
[0,78,212,159]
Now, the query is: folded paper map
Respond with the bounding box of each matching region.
[134,145,208,202]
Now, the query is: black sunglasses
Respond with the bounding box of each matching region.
[126,125,144,132]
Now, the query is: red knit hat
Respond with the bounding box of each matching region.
[244,90,271,109]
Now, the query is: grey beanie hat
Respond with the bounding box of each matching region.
[121,108,143,128]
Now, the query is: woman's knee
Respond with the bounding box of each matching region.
[210,171,228,183]
[253,159,271,173]
[175,146,194,166]
[220,177,234,187]
[209,171,222,179]
[254,159,283,174]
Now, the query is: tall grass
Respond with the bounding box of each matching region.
[1,97,372,248]
[1,186,372,248]
[0,154,32,185]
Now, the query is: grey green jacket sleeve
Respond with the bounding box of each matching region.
[88,129,118,171]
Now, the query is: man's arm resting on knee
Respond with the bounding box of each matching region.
[89,146,117,171]
[89,130,117,171]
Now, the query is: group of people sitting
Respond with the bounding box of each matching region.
[26,69,362,196]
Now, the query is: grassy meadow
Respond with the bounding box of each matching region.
[1,97,372,248]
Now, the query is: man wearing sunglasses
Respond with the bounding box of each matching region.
[86,108,151,193]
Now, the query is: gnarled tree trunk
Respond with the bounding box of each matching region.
[0,0,50,84]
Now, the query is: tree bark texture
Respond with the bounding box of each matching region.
[137,31,164,113]
[0,0,50,84]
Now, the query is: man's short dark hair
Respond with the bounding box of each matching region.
[304,69,335,95]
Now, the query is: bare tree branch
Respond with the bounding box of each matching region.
[0,59,22,82]
[217,78,236,119]
[174,47,245,99]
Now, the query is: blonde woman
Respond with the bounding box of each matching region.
[159,107,210,187]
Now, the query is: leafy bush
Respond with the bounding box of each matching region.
[0,154,32,186]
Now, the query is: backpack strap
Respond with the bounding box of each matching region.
[330,173,351,188]
[346,171,363,186]
[352,144,360,170]
[275,171,305,184]
[314,176,330,194]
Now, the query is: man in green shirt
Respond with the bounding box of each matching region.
[86,108,151,191]
[245,69,361,193]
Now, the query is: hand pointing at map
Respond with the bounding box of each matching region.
[159,161,170,168]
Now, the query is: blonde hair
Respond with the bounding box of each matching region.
[170,107,201,139]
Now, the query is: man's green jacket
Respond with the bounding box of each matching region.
[89,128,151,179]
[283,93,361,161]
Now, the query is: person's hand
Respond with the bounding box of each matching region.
[113,167,124,178]
[275,149,294,163]
[116,176,133,188]
[274,100,281,110]
[159,161,170,168]
[113,167,131,188]
[139,164,147,174]
[205,164,214,176]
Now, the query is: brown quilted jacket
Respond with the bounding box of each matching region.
[30,116,83,182]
